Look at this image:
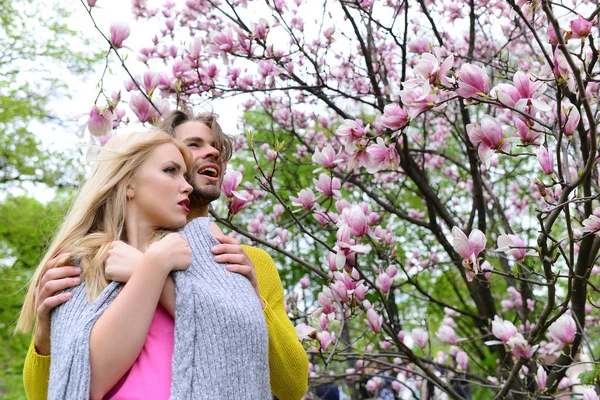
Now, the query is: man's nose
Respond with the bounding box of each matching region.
[202,144,220,160]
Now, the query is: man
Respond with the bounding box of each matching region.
[22,110,308,400]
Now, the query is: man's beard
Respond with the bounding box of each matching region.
[189,183,221,208]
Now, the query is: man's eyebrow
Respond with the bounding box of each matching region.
[183,137,205,143]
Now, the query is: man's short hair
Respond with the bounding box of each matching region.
[157,109,234,163]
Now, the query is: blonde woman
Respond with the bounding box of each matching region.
[16,130,197,399]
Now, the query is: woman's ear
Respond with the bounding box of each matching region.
[126,186,135,200]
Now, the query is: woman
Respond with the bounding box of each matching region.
[16,130,196,399]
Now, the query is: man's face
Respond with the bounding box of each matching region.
[175,121,223,207]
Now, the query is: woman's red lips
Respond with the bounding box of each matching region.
[178,199,190,213]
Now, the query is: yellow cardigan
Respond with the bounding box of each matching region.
[22,245,308,400]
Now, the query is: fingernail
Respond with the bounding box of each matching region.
[74,277,81,284]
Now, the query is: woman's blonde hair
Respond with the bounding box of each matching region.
[15,129,192,333]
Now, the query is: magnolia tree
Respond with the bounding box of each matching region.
[81,0,600,398]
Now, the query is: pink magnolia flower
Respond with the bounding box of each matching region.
[129,93,159,123]
[314,174,341,198]
[299,276,309,288]
[582,215,600,235]
[408,37,429,54]
[312,145,341,169]
[295,323,316,340]
[583,388,599,400]
[229,190,253,214]
[342,205,368,237]
[221,170,243,197]
[87,108,114,137]
[365,138,400,173]
[456,64,489,99]
[290,189,316,210]
[513,119,542,145]
[110,21,131,48]
[507,333,537,359]
[537,146,554,175]
[452,226,486,280]
[569,16,593,39]
[318,288,336,315]
[366,309,383,334]
[536,366,547,391]
[547,314,577,345]
[382,104,409,130]
[412,328,428,348]
[436,325,458,344]
[456,351,468,370]
[399,85,435,118]
[336,119,367,149]
[317,330,333,351]
[497,234,535,260]
[491,315,517,344]
[376,273,392,293]
[560,104,580,136]
[354,282,368,300]
[467,116,509,167]
[414,53,455,89]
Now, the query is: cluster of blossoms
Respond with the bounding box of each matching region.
[80,0,600,397]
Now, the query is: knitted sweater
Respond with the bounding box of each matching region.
[23,227,308,399]
[47,218,270,400]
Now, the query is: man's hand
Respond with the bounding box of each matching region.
[34,253,81,355]
[212,235,265,308]
[105,241,144,282]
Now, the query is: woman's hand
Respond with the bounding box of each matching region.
[34,253,81,355]
[105,241,144,282]
[145,233,192,272]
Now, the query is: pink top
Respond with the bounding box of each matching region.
[104,304,175,400]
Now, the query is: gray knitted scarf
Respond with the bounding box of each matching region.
[48,217,270,399]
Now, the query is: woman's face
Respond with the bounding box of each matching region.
[128,143,192,229]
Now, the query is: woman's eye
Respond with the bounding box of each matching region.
[164,167,176,175]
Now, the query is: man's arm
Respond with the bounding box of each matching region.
[245,246,309,400]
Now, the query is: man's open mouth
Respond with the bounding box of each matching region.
[197,164,220,179]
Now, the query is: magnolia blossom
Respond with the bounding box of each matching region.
[547,314,577,345]
[290,189,316,210]
[467,116,510,167]
[491,315,517,344]
[537,146,554,175]
[497,234,536,260]
[110,21,131,48]
[317,330,333,351]
[412,328,428,348]
[583,388,599,400]
[228,190,253,214]
[536,366,547,391]
[436,325,458,344]
[513,119,542,145]
[375,273,392,293]
[312,145,341,169]
[560,104,581,136]
[414,53,455,89]
[366,309,383,334]
[295,323,316,340]
[456,351,468,370]
[456,64,489,99]
[407,37,429,53]
[381,104,409,130]
[129,93,160,123]
[87,108,114,137]
[569,16,593,39]
[452,226,486,281]
[582,215,600,235]
[313,173,341,198]
[507,333,537,359]
[221,170,243,197]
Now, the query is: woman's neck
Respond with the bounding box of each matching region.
[124,207,153,251]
